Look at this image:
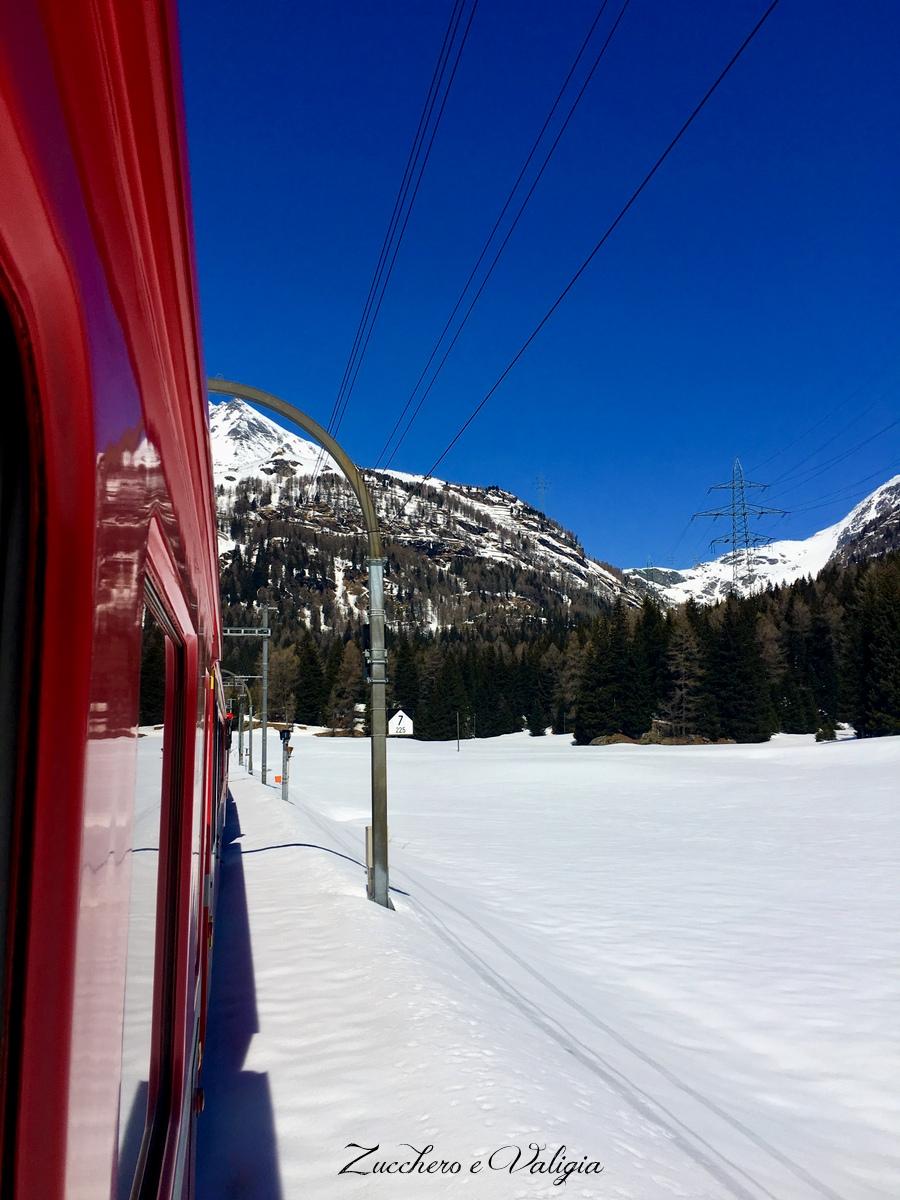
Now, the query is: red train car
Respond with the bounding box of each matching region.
[0,3,226,1197]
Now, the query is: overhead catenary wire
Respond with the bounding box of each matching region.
[422,0,782,483]
[327,0,464,436]
[308,0,467,490]
[307,0,476,493]
[374,0,628,470]
[330,0,479,444]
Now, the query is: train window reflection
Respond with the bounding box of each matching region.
[116,605,168,1196]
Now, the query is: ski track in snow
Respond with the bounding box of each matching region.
[198,733,900,1200]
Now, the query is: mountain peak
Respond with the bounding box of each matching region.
[208,396,339,481]
[626,474,900,605]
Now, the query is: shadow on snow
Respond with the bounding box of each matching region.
[197,792,283,1200]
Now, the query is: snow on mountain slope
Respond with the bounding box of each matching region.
[209,397,631,609]
[627,474,900,606]
[210,397,339,480]
[209,398,899,614]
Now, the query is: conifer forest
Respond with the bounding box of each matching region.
[217,549,900,746]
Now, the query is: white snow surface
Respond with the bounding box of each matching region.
[209,396,340,480]
[198,731,900,1200]
[627,475,900,606]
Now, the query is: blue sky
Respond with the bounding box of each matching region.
[179,0,899,567]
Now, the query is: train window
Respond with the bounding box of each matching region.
[116,601,174,1199]
[0,292,38,1158]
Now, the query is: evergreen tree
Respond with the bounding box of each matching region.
[599,601,642,737]
[573,625,607,745]
[662,621,704,738]
[807,593,840,720]
[539,643,565,732]
[267,645,300,722]
[328,641,364,731]
[845,560,900,736]
[527,696,547,736]
[633,597,670,732]
[560,632,586,734]
[295,635,326,725]
[712,601,775,743]
[393,637,420,716]
[323,639,344,709]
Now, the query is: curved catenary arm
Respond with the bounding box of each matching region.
[207,377,382,558]
[207,378,390,908]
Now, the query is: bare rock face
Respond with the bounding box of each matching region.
[829,476,900,566]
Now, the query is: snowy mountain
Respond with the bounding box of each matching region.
[209,399,900,620]
[210,396,339,480]
[209,398,634,630]
[627,474,900,606]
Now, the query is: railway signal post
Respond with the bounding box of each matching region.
[248,695,254,774]
[280,729,293,802]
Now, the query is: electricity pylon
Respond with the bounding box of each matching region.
[534,473,551,512]
[693,458,786,594]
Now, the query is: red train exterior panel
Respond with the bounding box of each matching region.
[0,3,222,1196]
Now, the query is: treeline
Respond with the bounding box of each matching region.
[223,553,900,744]
[578,553,900,743]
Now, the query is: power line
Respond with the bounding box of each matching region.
[374,0,628,469]
[767,391,891,486]
[765,415,900,501]
[422,0,782,482]
[330,0,465,436]
[663,515,696,567]
[307,0,476,492]
[307,0,467,493]
[764,460,900,515]
[331,0,478,443]
[747,350,900,475]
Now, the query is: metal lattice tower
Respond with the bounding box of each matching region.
[534,473,551,513]
[693,458,787,594]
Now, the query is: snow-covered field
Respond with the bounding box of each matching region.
[198,732,900,1200]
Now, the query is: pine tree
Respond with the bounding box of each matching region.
[560,632,586,734]
[267,645,300,722]
[712,601,775,743]
[295,635,326,725]
[845,560,900,736]
[323,638,344,708]
[663,621,704,738]
[573,624,607,745]
[527,696,547,736]
[328,641,364,731]
[633,596,670,733]
[539,643,565,732]
[392,637,420,716]
[601,601,641,737]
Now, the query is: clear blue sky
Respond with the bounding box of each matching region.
[178,0,899,568]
